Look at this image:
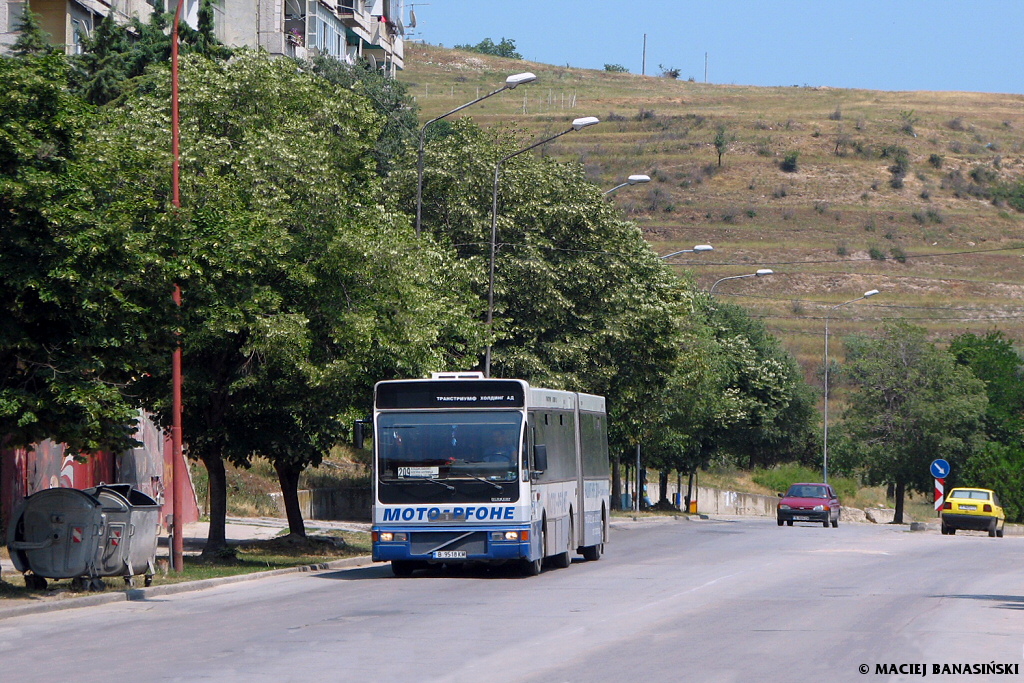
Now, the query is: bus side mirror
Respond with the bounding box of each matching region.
[354,420,372,450]
[533,444,548,474]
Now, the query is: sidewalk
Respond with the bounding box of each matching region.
[0,516,375,620]
[168,516,372,555]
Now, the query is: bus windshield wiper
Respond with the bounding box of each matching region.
[457,473,503,490]
[422,477,455,491]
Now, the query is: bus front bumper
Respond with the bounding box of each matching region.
[372,525,535,563]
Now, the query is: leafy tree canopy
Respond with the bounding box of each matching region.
[101,51,482,546]
[840,321,988,521]
[452,37,522,60]
[0,53,166,452]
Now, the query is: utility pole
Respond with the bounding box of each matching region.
[705,52,708,83]
[642,34,646,76]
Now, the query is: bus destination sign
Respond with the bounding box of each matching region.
[376,380,526,409]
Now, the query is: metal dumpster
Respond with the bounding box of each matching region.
[83,484,161,587]
[6,488,107,591]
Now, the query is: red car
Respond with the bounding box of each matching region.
[777,482,841,528]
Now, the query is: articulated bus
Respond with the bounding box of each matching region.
[370,372,610,577]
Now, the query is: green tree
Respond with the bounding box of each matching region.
[106,51,481,549]
[11,3,55,58]
[0,53,168,454]
[949,331,1024,444]
[713,125,732,167]
[311,55,418,177]
[841,322,988,522]
[961,441,1024,522]
[949,331,1024,521]
[453,37,522,59]
[707,300,818,470]
[402,119,688,506]
[71,3,173,106]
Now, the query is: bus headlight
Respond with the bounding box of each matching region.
[377,532,407,542]
[490,531,526,541]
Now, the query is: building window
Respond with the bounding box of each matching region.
[8,2,25,32]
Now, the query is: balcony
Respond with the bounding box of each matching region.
[338,0,371,33]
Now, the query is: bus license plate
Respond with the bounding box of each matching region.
[433,550,467,559]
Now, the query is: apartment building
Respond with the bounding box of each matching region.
[1,0,405,73]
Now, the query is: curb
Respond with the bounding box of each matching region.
[0,555,375,621]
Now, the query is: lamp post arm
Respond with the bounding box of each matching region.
[484,126,576,377]
[603,182,628,195]
[416,83,516,238]
[709,273,750,295]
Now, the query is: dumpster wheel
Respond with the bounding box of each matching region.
[89,577,106,592]
[24,574,47,591]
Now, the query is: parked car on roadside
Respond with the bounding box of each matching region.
[940,487,1005,537]
[777,483,841,528]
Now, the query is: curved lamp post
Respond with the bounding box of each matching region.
[484,116,601,377]
[604,174,651,195]
[823,289,880,483]
[709,269,774,295]
[659,244,714,260]
[416,72,538,237]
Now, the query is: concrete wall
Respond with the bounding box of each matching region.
[694,486,779,517]
[271,487,372,522]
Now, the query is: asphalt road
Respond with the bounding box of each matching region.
[3,516,1023,682]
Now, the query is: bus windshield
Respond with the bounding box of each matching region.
[377,411,522,484]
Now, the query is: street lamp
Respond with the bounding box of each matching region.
[709,269,774,295]
[415,72,538,237]
[604,174,651,195]
[823,289,880,483]
[484,116,601,377]
[660,244,714,260]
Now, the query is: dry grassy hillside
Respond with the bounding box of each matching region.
[399,43,1024,379]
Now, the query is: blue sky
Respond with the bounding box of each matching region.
[408,0,1024,94]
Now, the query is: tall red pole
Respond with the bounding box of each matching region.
[170,0,185,573]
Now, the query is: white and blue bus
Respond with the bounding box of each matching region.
[370,372,610,577]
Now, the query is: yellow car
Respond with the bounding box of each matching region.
[940,487,1005,537]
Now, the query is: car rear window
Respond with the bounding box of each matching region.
[952,489,990,500]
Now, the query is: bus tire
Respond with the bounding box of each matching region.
[391,561,417,577]
[521,556,542,576]
[582,543,602,561]
[551,517,572,569]
[521,527,543,576]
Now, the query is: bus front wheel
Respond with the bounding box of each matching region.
[521,529,543,576]
[391,561,417,577]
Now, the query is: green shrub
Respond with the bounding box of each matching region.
[752,464,858,500]
[604,63,628,73]
[868,247,887,260]
[780,150,799,172]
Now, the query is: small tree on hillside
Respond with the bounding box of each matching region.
[453,37,522,59]
[714,125,733,167]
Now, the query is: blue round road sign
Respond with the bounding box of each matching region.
[930,459,950,478]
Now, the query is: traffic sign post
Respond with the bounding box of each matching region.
[930,459,950,517]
